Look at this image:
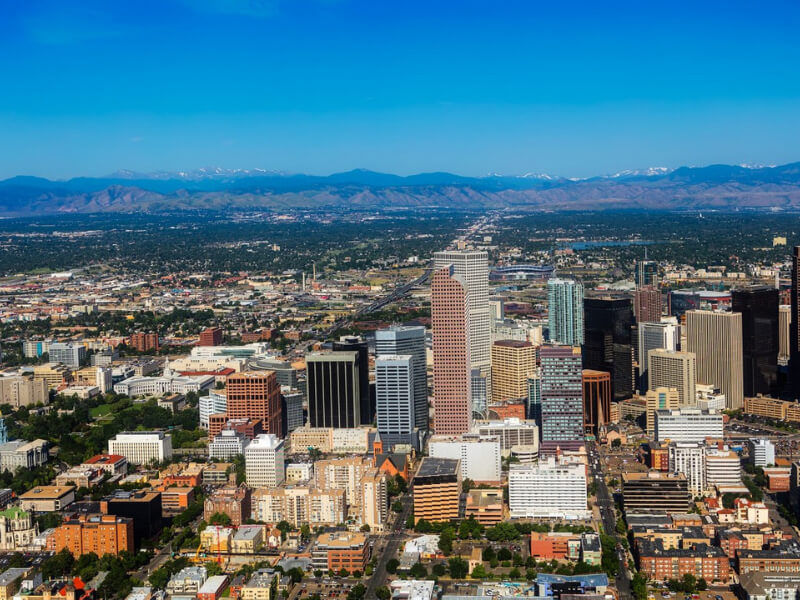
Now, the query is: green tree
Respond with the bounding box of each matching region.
[482,546,496,562]
[347,583,366,600]
[386,559,400,574]
[438,527,454,554]
[409,562,428,579]
[611,438,622,448]
[497,548,512,561]
[471,564,488,579]
[448,557,469,579]
[376,587,391,600]
[276,520,293,541]
[432,563,447,577]
[208,512,232,526]
[392,501,404,513]
[632,572,647,600]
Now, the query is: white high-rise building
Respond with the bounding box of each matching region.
[706,448,744,490]
[546,278,584,346]
[638,318,679,392]
[508,457,589,519]
[748,439,776,468]
[209,429,250,460]
[108,431,172,465]
[428,434,502,483]
[200,390,227,430]
[375,355,417,450]
[433,250,491,398]
[375,326,428,429]
[655,408,724,443]
[95,368,113,394]
[375,326,428,433]
[668,441,706,496]
[244,434,285,488]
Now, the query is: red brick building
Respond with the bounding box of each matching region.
[130,332,159,352]
[54,514,134,557]
[199,327,224,346]
[636,539,730,583]
[225,371,282,437]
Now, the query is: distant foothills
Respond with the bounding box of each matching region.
[2,162,800,216]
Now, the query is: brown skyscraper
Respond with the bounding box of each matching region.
[431,265,472,435]
[635,286,663,323]
[225,371,282,437]
[582,369,611,436]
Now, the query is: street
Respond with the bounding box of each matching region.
[365,492,413,598]
[589,442,632,600]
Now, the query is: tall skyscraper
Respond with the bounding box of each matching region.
[583,297,634,401]
[792,246,800,397]
[638,319,679,392]
[491,340,536,402]
[732,286,779,398]
[375,326,428,432]
[226,371,283,437]
[306,351,362,428]
[686,310,744,409]
[332,336,373,425]
[547,278,584,346]
[431,265,472,435]
[375,355,418,450]
[635,286,663,323]
[540,345,584,453]
[433,250,491,397]
[648,349,697,408]
[582,370,611,436]
[779,304,791,366]
[636,259,658,287]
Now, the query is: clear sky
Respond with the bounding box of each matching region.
[2,0,800,179]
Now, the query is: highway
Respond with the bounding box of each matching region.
[589,442,632,600]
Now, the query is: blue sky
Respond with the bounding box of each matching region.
[1,0,800,179]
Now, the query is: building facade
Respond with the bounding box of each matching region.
[431,265,472,435]
[244,434,285,488]
[540,345,584,453]
[686,310,744,409]
[306,351,362,428]
[547,277,584,346]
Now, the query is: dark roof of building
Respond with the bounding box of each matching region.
[636,539,726,558]
[415,457,459,479]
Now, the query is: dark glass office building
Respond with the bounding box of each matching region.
[332,337,373,425]
[733,285,779,398]
[306,351,362,428]
[583,297,634,401]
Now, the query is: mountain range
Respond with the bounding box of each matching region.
[2,162,800,216]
